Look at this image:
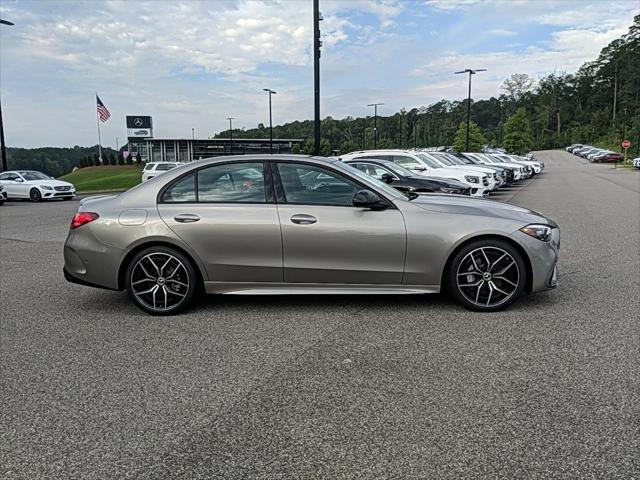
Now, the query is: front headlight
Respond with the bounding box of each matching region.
[520,224,552,242]
[464,176,479,183]
[40,185,53,190]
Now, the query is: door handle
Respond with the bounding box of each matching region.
[290,214,317,225]
[174,213,200,223]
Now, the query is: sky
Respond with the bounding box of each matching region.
[0,0,638,148]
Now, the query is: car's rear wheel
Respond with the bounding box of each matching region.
[29,188,42,202]
[447,239,527,312]
[125,246,198,315]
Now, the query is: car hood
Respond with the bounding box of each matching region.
[430,167,477,178]
[409,176,468,189]
[408,194,556,226]
[28,179,74,188]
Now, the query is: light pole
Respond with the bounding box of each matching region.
[313,0,322,155]
[263,88,276,154]
[0,18,15,172]
[192,127,195,140]
[367,103,384,149]
[454,68,486,151]
[226,117,234,155]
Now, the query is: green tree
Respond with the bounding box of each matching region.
[503,108,534,154]
[453,121,486,152]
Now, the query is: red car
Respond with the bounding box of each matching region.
[592,152,624,163]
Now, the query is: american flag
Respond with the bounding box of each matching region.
[96,95,111,122]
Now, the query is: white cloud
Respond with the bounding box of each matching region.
[488,29,517,37]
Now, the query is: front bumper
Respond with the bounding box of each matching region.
[42,189,76,199]
[510,228,560,293]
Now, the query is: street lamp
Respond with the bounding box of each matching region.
[226,117,234,155]
[367,103,384,149]
[263,88,277,154]
[454,68,486,151]
[0,18,15,172]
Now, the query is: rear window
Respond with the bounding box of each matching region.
[144,163,155,171]
[156,164,176,171]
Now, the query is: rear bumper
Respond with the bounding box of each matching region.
[63,266,118,291]
[63,228,122,290]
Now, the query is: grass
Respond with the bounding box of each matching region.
[59,165,142,192]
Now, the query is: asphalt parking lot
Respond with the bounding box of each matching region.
[1,150,638,479]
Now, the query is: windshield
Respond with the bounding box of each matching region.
[19,171,50,181]
[442,153,469,165]
[431,154,458,166]
[384,162,416,177]
[415,153,442,169]
[338,162,408,201]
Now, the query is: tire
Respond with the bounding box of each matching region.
[446,238,527,312]
[125,246,198,315]
[29,188,42,202]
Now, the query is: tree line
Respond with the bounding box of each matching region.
[218,15,639,158]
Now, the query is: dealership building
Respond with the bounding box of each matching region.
[125,115,303,163]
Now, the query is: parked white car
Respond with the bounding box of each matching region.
[633,157,640,169]
[0,170,75,201]
[462,153,527,180]
[141,162,186,182]
[418,150,502,190]
[340,150,491,197]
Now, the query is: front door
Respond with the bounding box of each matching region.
[157,161,282,282]
[274,161,406,284]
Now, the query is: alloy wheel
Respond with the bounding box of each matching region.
[130,252,190,312]
[30,189,42,202]
[456,246,520,308]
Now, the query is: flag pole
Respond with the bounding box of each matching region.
[95,93,102,164]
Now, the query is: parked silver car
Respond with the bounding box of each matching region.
[64,155,560,315]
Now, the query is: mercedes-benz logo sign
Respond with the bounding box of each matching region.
[134,118,143,127]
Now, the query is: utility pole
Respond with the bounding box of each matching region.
[226,117,234,155]
[263,89,276,154]
[367,103,383,149]
[313,0,322,155]
[454,68,486,151]
[1,18,15,172]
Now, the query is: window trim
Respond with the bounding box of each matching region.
[271,159,397,209]
[157,159,274,205]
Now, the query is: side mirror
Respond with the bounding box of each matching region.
[414,165,426,171]
[14,178,24,183]
[353,189,386,210]
[381,173,394,183]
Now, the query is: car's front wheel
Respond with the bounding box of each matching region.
[29,188,42,202]
[446,239,527,312]
[125,246,198,315]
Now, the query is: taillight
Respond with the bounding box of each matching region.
[70,212,99,229]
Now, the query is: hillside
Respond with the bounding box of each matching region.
[59,165,141,193]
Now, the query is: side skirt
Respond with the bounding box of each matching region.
[204,282,440,295]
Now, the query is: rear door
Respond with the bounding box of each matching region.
[274,161,406,284]
[157,161,283,282]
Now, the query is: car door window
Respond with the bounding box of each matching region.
[161,173,196,203]
[197,162,265,203]
[277,163,360,206]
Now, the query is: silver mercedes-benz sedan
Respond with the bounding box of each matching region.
[63,155,560,315]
